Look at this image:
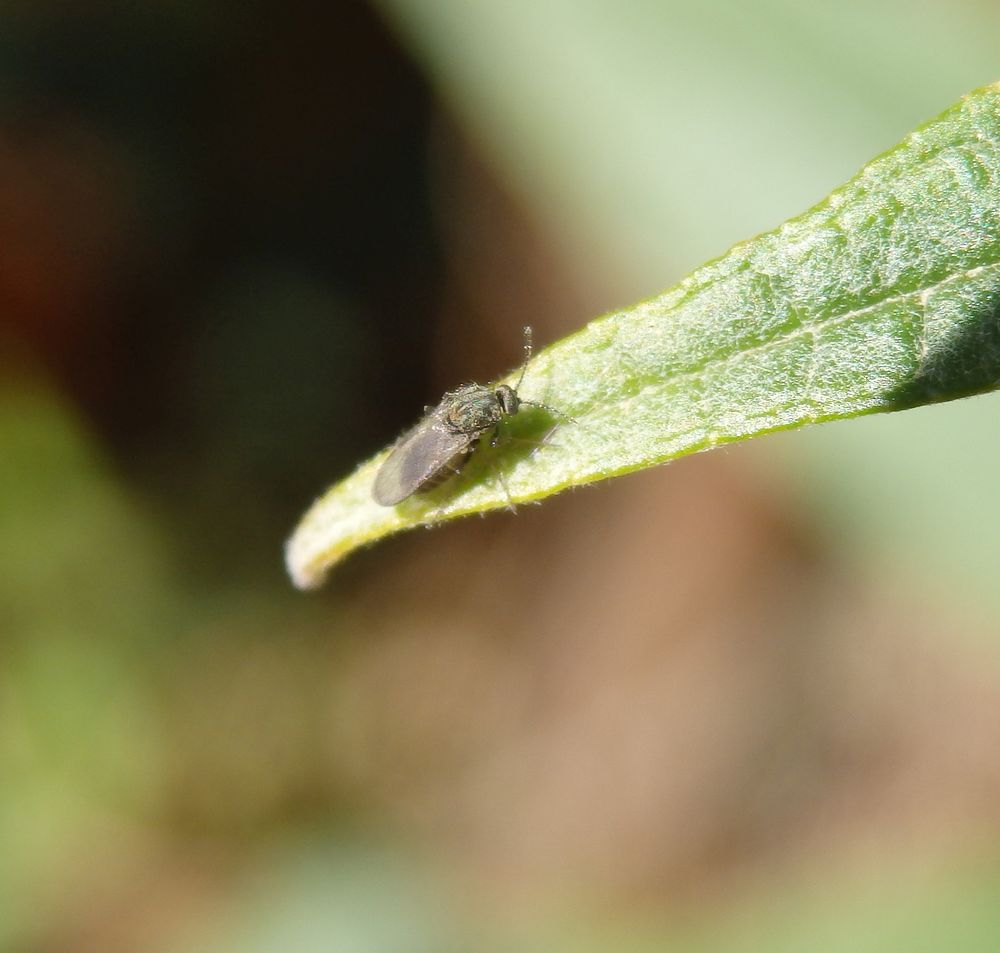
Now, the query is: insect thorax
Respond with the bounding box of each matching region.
[444,384,508,434]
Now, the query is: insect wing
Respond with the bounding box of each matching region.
[372,417,473,506]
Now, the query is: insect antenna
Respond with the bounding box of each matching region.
[513,325,533,392]
[514,326,578,423]
[519,398,578,424]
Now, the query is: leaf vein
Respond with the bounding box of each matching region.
[589,257,1000,425]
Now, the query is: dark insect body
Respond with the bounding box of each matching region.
[372,327,558,507]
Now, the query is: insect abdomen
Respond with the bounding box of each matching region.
[415,446,474,493]
[372,418,479,506]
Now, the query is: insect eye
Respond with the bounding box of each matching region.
[497,385,520,415]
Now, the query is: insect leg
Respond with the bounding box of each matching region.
[494,462,517,513]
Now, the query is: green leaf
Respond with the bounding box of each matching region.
[286,83,1000,589]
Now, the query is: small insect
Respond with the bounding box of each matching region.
[372,326,562,507]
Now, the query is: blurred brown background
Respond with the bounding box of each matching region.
[4,2,1000,951]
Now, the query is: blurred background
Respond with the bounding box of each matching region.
[4,1,1000,950]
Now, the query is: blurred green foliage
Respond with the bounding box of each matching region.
[0,376,167,945]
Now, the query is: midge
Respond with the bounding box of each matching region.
[372,326,564,507]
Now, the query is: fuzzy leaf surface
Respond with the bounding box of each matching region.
[287,84,1000,588]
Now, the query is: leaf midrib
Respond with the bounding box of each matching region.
[584,257,1000,430]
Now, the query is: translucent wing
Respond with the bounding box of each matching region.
[372,417,474,506]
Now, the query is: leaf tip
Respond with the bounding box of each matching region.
[284,526,328,591]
